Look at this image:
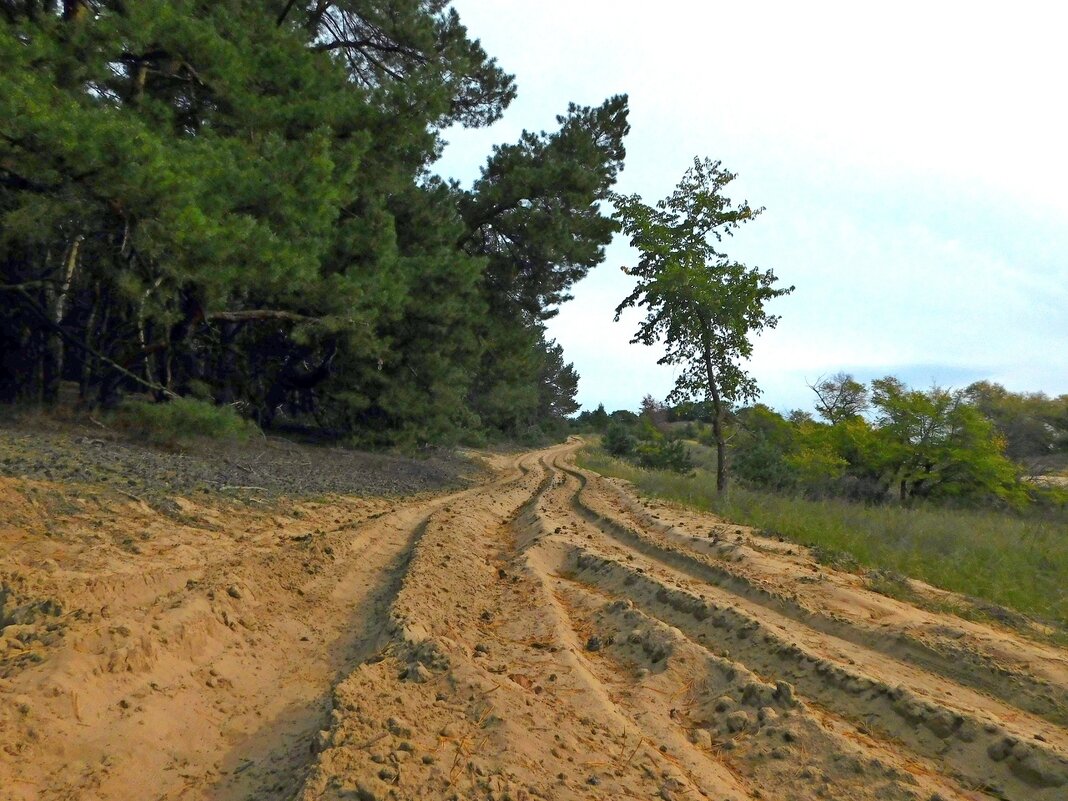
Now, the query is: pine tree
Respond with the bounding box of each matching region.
[460,96,630,433]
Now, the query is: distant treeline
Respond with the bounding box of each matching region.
[580,377,1068,509]
[0,2,630,444]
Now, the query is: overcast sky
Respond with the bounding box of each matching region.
[433,1,1068,414]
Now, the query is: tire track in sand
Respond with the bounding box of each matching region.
[0,452,531,801]
[298,440,1068,801]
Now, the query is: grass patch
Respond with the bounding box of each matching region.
[108,397,262,447]
[578,446,1068,632]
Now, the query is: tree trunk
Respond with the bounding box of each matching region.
[79,283,99,403]
[697,316,728,494]
[276,0,299,25]
[205,309,317,324]
[137,275,163,382]
[216,322,240,404]
[132,62,148,104]
[41,236,82,402]
[708,380,727,494]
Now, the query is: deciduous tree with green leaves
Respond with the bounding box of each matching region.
[614,157,793,493]
[964,381,1068,472]
[809,371,870,423]
[869,378,1027,507]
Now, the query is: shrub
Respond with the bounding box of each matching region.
[109,397,261,446]
[457,428,489,448]
[603,422,637,456]
[635,438,694,473]
[731,438,798,491]
[784,445,848,497]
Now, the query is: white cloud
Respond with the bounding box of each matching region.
[438,0,1068,411]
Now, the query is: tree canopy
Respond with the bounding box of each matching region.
[613,157,793,491]
[810,372,870,423]
[592,375,1057,511]
[712,378,1040,508]
[0,2,627,445]
[963,381,1068,472]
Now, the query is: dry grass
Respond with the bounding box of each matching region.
[578,447,1068,631]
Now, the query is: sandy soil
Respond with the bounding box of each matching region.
[3,439,1067,800]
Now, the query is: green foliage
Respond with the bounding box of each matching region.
[782,442,848,491]
[613,158,792,407]
[634,437,694,473]
[869,378,1027,507]
[702,378,1032,509]
[964,381,1068,471]
[578,446,1068,630]
[613,157,793,492]
[462,96,629,435]
[1030,482,1068,512]
[573,403,610,432]
[667,399,713,423]
[469,322,571,437]
[110,397,260,446]
[730,404,798,490]
[0,2,610,445]
[810,372,869,423]
[460,96,629,319]
[537,338,581,421]
[599,411,692,473]
[603,422,637,457]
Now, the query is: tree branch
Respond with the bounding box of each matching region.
[276,0,299,26]
[0,280,55,292]
[312,37,375,52]
[205,309,321,324]
[11,287,178,399]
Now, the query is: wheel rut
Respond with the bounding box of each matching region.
[295,440,1068,801]
[555,455,1068,728]
[15,441,1061,800]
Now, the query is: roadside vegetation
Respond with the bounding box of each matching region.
[575,381,1068,631]
[579,446,1068,631]
[106,397,262,447]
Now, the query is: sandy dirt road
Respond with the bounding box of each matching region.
[2,440,1067,800]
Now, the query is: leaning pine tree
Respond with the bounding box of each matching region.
[613,157,793,493]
